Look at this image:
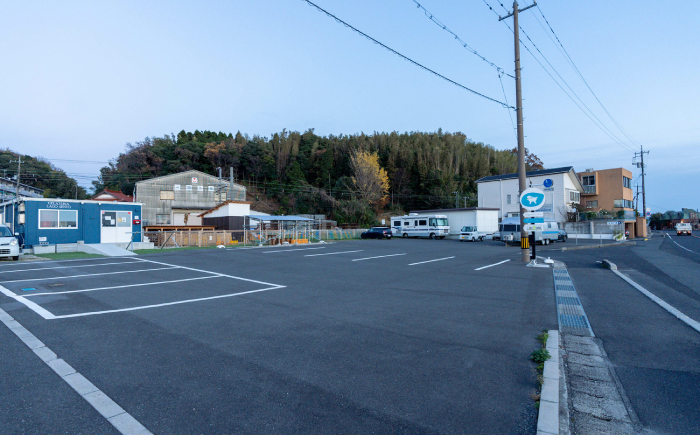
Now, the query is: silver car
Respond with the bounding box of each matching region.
[0,225,20,261]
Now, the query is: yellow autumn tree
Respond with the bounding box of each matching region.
[350,150,390,209]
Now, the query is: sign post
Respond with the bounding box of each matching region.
[520,188,545,264]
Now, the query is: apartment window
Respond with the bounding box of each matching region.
[160,190,174,200]
[569,190,580,203]
[506,194,512,205]
[623,176,632,189]
[586,200,598,208]
[156,214,171,224]
[581,175,595,186]
[614,199,633,209]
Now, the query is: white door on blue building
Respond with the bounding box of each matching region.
[101,211,132,243]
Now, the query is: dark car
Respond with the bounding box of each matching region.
[361,227,392,239]
[558,229,568,242]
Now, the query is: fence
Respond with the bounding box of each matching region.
[144,228,366,248]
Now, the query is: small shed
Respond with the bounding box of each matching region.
[198,200,254,231]
[1,198,143,248]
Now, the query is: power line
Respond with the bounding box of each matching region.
[300,0,513,108]
[410,0,513,78]
[482,0,636,153]
[533,4,641,148]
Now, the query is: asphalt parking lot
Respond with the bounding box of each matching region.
[1,238,557,434]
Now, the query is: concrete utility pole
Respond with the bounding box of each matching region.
[500,1,536,262]
[10,157,23,200]
[634,146,649,221]
[453,191,459,209]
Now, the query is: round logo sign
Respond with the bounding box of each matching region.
[520,188,546,211]
[543,178,553,188]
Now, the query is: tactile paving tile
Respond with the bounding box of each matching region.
[553,269,594,336]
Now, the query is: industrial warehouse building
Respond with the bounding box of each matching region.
[133,170,246,227]
[1,198,143,248]
[408,207,500,237]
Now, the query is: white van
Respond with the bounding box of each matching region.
[498,217,559,245]
[391,214,450,239]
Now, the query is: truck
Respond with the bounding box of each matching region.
[676,223,692,236]
[459,226,487,242]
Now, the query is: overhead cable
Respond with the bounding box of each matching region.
[533,4,641,148]
[300,0,514,109]
[410,0,513,78]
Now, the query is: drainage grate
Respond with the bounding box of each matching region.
[553,268,594,336]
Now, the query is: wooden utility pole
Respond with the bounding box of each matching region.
[500,1,537,262]
[634,146,649,221]
[10,157,23,200]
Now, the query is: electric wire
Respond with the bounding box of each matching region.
[300,0,513,109]
[481,0,637,153]
[410,0,513,78]
[533,4,641,148]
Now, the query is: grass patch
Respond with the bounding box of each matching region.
[530,330,552,408]
[34,252,105,260]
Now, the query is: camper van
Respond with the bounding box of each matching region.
[391,214,450,239]
[498,216,560,245]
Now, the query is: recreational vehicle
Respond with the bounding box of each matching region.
[391,214,450,239]
[498,216,559,245]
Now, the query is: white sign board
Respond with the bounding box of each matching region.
[192,177,198,184]
[524,224,538,231]
[519,188,546,211]
[607,221,622,225]
[523,212,544,218]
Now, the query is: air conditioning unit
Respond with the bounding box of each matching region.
[585,168,594,172]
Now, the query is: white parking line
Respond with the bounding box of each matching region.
[408,256,455,266]
[474,259,511,271]
[23,276,221,297]
[0,266,178,284]
[263,247,326,253]
[0,285,56,319]
[52,285,286,319]
[304,250,364,257]
[352,253,406,262]
[138,258,281,287]
[0,261,144,274]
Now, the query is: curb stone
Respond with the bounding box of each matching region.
[536,329,560,435]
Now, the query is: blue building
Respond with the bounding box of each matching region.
[1,198,142,248]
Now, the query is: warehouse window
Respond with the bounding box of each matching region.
[156,214,171,224]
[39,209,77,229]
[160,190,174,200]
[186,185,193,192]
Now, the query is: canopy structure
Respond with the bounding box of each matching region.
[245,215,315,246]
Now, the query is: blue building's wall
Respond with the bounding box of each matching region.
[17,200,142,247]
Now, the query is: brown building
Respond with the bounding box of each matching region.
[578,167,643,237]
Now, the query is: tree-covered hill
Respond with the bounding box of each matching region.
[94,129,543,224]
[0,149,88,199]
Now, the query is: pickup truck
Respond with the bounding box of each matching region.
[676,223,692,236]
[459,226,487,242]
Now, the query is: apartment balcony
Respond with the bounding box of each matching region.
[582,185,597,195]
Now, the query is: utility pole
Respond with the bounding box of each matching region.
[452,191,459,209]
[500,1,536,262]
[10,156,23,200]
[634,146,649,222]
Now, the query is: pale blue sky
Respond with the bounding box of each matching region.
[1,1,698,212]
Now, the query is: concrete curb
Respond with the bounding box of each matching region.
[537,330,560,435]
[561,241,636,251]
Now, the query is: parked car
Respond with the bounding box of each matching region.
[0,225,20,261]
[558,229,568,242]
[460,226,486,242]
[361,227,393,239]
